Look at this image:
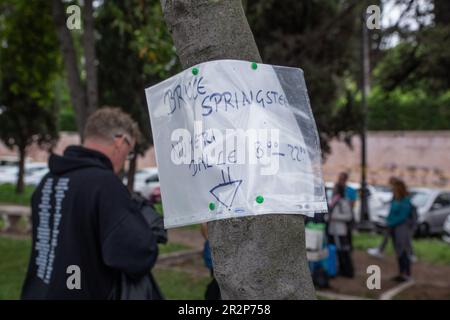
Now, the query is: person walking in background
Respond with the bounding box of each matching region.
[327,184,354,278]
[368,177,398,259]
[336,172,357,209]
[335,172,356,251]
[387,179,414,282]
[368,177,418,262]
[201,223,221,300]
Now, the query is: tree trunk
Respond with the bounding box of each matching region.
[160,0,315,299]
[16,146,26,194]
[127,152,138,193]
[52,0,97,138]
[82,0,98,116]
[434,0,450,25]
[52,0,87,136]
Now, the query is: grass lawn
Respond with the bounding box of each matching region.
[353,232,450,265]
[0,237,30,300]
[153,268,210,300]
[152,204,200,231]
[159,242,191,254]
[0,184,34,206]
[0,236,200,300]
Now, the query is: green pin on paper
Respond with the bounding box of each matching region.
[209,202,215,210]
[192,67,199,75]
[251,62,258,70]
[256,195,264,204]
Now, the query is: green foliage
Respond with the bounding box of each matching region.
[0,236,30,300]
[0,236,203,300]
[368,87,450,130]
[247,0,450,137]
[153,202,163,215]
[96,0,180,151]
[0,184,35,205]
[0,0,59,152]
[353,233,450,265]
[153,268,210,300]
[159,242,191,254]
[246,0,365,154]
[58,106,77,132]
[369,22,450,130]
[374,26,450,94]
[53,76,77,132]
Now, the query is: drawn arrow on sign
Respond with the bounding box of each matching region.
[209,167,242,208]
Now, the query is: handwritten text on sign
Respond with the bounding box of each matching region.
[145,60,327,228]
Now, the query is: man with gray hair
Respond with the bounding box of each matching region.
[21,107,158,299]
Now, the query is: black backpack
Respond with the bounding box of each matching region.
[109,193,167,300]
[131,192,168,244]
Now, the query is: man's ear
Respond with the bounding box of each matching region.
[113,136,123,148]
[109,139,120,155]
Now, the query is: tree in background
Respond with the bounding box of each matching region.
[369,0,450,130]
[52,0,98,137]
[0,0,59,193]
[245,0,365,155]
[245,0,450,148]
[96,0,180,190]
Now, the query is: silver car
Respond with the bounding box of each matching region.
[123,167,159,199]
[442,215,450,244]
[372,188,450,236]
[325,181,390,224]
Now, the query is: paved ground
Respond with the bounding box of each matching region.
[319,250,450,299]
[166,228,450,299]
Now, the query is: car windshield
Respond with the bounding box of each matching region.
[411,192,430,208]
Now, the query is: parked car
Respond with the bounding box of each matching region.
[124,167,159,199]
[325,181,389,224]
[0,165,18,182]
[372,187,450,236]
[0,162,47,185]
[0,155,31,168]
[442,215,450,244]
[26,167,49,186]
[138,170,159,200]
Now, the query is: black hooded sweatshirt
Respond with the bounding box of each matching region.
[21,145,158,299]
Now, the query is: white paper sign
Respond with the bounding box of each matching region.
[145,59,327,228]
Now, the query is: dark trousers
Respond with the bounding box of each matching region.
[205,269,221,300]
[378,228,390,252]
[398,252,411,276]
[328,235,354,278]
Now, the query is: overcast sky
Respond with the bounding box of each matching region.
[381,0,434,47]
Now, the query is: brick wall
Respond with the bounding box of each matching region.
[322,131,450,188]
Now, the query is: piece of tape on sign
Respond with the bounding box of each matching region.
[145,59,327,228]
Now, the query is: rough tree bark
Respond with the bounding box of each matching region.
[127,152,138,192]
[16,145,26,194]
[160,0,315,299]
